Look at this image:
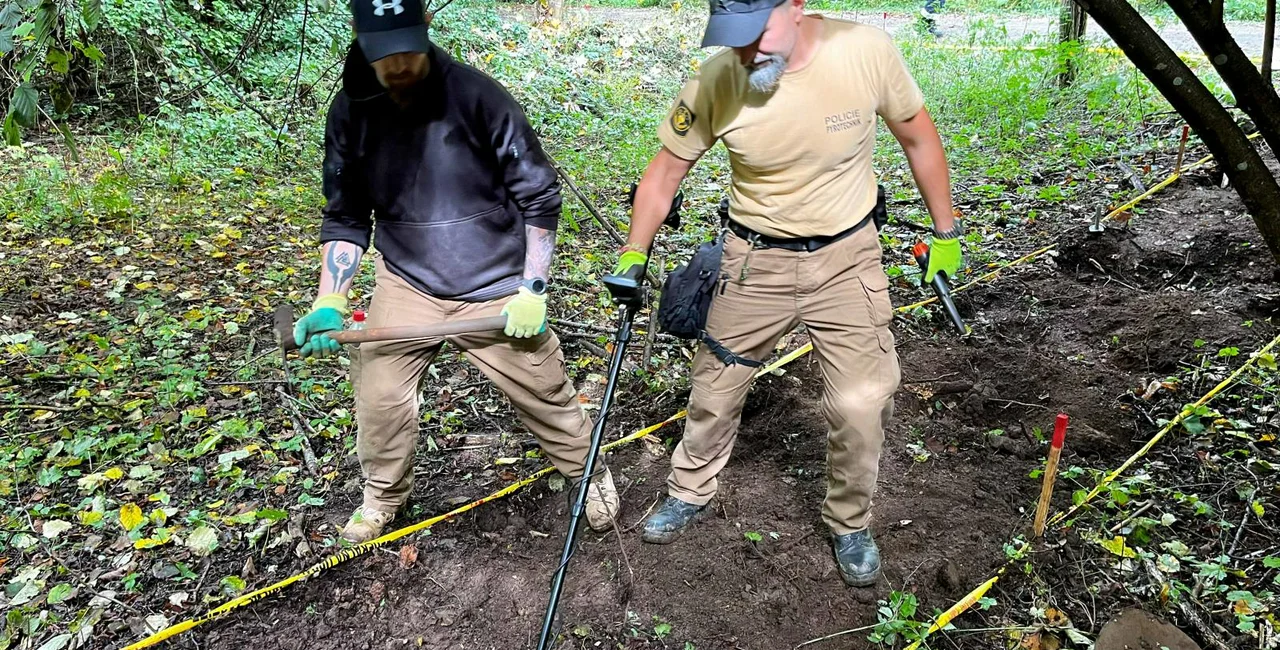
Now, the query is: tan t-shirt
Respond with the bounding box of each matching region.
[657,16,925,238]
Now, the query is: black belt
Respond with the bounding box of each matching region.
[726,211,873,252]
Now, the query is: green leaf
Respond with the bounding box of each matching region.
[82,44,104,64]
[256,509,288,523]
[185,525,219,557]
[12,21,33,38]
[1252,502,1265,518]
[46,583,72,605]
[1263,557,1280,569]
[1193,339,1206,349]
[1218,347,1239,358]
[192,433,223,457]
[10,84,38,128]
[1183,415,1205,435]
[1258,353,1277,370]
[220,575,246,596]
[653,622,672,638]
[81,0,103,31]
[4,113,21,145]
[35,633,72,650]
[46,49,68,74]
[744,531,762,543]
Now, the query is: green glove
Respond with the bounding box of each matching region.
[924,236,962,283]
[501,287,547,338]
[612,250,648,277]
[294,294,348,359]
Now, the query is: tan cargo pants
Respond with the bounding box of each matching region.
[668,222,901,535]
[351,258,594,512]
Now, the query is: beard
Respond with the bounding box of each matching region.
[746,53,787,93]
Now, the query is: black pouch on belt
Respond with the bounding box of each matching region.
[656,230,762,368]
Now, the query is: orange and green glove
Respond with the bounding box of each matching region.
[923,236,962,283]
[501,287,548,338]
[294,294,349,359]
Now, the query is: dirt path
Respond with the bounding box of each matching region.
[200,152,1276,648]
[522,6,1273,58]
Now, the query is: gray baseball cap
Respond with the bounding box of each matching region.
[701,0,788,48]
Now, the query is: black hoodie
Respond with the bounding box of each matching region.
[319,42,562,303]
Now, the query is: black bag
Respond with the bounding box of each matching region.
[655,230,762,367]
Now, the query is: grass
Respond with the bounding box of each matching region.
[0,3,1263,647]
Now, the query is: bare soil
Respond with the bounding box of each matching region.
[189,150,1277,650]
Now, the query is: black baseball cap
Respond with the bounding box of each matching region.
[701,0,788,48]
[350,0,431,62]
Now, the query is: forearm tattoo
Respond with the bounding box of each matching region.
[524,225,555,281]
[321,241,363,295]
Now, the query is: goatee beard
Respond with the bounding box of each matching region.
[747,54,787,93]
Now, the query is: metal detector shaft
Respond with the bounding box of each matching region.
[536,272,642,650]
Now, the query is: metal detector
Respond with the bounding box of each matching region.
[535,263,647,650]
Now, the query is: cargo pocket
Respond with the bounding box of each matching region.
[523,336,569,401]
[859,269,895,354]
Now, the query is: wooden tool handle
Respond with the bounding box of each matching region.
[281,316,508,351]
[1032,413,1070,538]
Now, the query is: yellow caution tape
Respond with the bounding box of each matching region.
[923,42,1264,64]
[1048,331,1280,528]
[1106,132,1261,223]
[898,333,1279,650]
[904,574,1003,650]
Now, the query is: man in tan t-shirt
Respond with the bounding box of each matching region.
[610,0,963,587]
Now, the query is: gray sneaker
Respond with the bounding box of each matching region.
[640,496,711,544]
[832,529,881,587]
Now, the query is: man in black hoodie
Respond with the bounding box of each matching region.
[294,0,618,543]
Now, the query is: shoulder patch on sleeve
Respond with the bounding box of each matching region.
[671,100,696,136]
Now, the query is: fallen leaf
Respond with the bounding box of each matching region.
[1044,608,1070,627]
[35,633,72,650]
[399,544,419,568]
[42,520,72,539]
[185,525,219,557]
[1233,599,1255,616]
[547,473,566,492]
[119,504,144,531]
[1097,536,1137,558]
[47,583,73,605]
[145,614,169,633]
[169,592,190,607]
[370,580,385,602]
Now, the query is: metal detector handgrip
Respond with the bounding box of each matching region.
[602,264,647,309]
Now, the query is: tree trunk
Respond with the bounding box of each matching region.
[1072,0,1280,264]
[1265,0,1275,87]
[1166,0,1280,157]
[1057,0,1088,86]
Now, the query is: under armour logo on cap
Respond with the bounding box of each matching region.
[350,0,429,61]
[372,0,404,16]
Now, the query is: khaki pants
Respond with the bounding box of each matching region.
[668,223,901,535]
[352,259,594,512]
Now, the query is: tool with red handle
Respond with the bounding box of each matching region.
[912,241,967,335]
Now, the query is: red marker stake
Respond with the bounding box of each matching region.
[1033,413,1069,538]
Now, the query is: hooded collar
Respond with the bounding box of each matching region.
[339,39,450,104]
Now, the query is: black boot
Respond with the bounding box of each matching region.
[641,496,710,544]
[832,529,881,587]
